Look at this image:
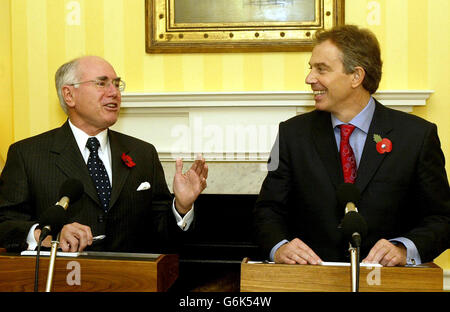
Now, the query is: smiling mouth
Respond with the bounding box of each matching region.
[104,103,119,109]
[313,90,327,102]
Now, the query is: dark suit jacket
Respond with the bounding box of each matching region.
[254,100,450,262]
[0,121,183,253]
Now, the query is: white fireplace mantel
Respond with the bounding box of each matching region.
[114,90,432,161]
[120,90,432,110]
[111,90,432,194]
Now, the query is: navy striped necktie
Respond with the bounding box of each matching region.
[86,137,111,212]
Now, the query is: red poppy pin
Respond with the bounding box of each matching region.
[373,134,392,154]
[121,153,136,168]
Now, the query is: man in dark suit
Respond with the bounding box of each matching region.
[254,25,449,266]
[0,55,208,253]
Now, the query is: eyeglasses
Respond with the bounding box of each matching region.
[68,77,126,92]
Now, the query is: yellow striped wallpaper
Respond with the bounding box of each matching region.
[0,0,449,266]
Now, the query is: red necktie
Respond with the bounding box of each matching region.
[339,124,357,184]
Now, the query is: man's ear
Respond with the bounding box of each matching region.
[351,66,366,88]
[62,85,75,108]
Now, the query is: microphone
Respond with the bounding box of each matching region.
[342,210,367,247]
[38,179,84,242]
[336,183,367,247]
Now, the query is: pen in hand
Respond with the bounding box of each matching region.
[92,235,106,243]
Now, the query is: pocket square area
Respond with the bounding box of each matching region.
[137,182,151,191]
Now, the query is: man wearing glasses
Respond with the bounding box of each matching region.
[0,56,208,253]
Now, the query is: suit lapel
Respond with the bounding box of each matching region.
[312,111,343,188]
[355,101,393,194]
[108,130,131,209]
[51,121,100,205]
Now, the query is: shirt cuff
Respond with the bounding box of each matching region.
[172,199,194,231]
[26,223,39,251]
[269,239,289,262]
[390,237,422,265]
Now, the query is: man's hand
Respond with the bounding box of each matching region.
[34,228,52,248]
[173,156,208,215]
[363,239,407,266]
[59,222,93,252]
[34,222,93,252]
[274,238,322,265]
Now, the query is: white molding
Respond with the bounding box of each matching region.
[155,151,271,162]
[113,90,434,163]
[121,90,433,112]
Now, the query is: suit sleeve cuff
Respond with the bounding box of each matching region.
[172,199,194,231]
[390,237,422,265]
[26,223,39,250]
[269,239,289,262]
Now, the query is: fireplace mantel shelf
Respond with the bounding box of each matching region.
[121,90,432,110]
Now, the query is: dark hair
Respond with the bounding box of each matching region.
[314,25,383,94]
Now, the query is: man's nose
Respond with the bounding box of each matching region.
[105,82,119,97]
[305,71,316,85]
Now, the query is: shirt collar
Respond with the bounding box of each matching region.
[331,96,375,134]
[68,119,109,152]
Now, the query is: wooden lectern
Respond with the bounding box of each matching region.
[0,251,178,292]
[240,258,443,292]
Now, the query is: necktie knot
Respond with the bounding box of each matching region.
[340,124,356,142]
[86,137,100,153]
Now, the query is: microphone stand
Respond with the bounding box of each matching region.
[45,232,61,292]
[348,239,360,292]
[348,232,361,292]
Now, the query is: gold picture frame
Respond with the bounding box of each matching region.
[145,0,345,53]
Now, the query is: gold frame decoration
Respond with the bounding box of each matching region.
[146,0,345,53]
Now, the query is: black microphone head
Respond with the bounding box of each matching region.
[38,179,84,238]
[342,211,368,245]
[38,205,67,236]
[336,183,361,207]
[58,179,84,202]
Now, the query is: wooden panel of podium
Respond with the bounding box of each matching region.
[0,251,178,292]
[240,258,443,292]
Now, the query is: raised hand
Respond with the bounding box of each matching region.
[173,155,208,215]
